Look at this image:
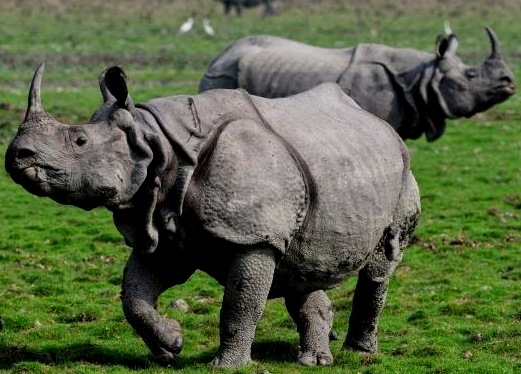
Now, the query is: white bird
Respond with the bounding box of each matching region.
[203,18,215,37]
[179,17,194,34]
[444,20,453,35]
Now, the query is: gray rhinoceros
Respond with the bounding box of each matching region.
[5,63,420,368]
[199,27,515,142]
[221,0,275,16]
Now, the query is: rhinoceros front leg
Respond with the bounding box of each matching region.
[285,290,334,366]
[343,266,389,353]
[211,247,277,368]
[121,250,194,364]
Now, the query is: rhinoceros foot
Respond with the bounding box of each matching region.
[210,355,253,368]
[298,349,334,366]
[152,344,181,365]
[342,338,377,354]
[147,319,183,365]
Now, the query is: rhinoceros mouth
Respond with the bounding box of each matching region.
[490,83,516,97]
[503,83,516,95]
[15,167,97,211]
[21,166,41,182]
[480,85,515,107]
[12,165,60,196]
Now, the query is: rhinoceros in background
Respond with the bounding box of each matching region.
[221,0,275,16]
[199,27,515,142]
[5,63,420,368]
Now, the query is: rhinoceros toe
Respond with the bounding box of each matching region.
[210,355,253,368]
[342,338,377,354]
[298,349,334,366]
[150,333,183,365]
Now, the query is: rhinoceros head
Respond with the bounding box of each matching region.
[5,63,156,211]
[431,27,515,119]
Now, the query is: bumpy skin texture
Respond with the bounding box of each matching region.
[5,64,420,368]
[199,27,515,142]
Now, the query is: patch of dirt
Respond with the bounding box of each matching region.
[504,194,521,209]
[500,262,521,280]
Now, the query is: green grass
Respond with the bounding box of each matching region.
[0,1,520,373]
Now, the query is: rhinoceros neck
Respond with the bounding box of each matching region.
[337,44,450,141]
[413,61,454,141]
[391,52,456,141]
[349,44,433,75]
[134,90,268,220]
[117,90,301,254]
[136,98,203,166]
[114,96,234,254]
[139,90,265,164]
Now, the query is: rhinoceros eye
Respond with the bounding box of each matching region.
[465,69,477,79]
[75,136,87,147]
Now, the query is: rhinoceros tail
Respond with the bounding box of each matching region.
[198,36,277,93]
[385,143,421,262]
[198,41,247,92]
[198,66,239,92]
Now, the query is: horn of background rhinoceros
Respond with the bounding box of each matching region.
[24,62,46,122]
[485,27,502,59]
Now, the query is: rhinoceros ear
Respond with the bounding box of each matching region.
[98,68,116,104]
[103,66,134,109]
[435,34,459,59]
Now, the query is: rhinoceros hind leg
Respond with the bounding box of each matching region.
[211,247,277,368]
[285,290,334,366]
[343,267,389,353]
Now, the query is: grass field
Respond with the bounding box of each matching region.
[0,1,520,373]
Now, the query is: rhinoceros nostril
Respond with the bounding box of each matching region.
[500,76,513,85]
[16,148,36,160]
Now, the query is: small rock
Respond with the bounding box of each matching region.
[0,103,13,111]
[470,332,484,342]
[171,299,190,313]
[329,330,339,341]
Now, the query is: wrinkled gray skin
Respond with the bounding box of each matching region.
[199,27,515,141]
[222,0,275,16]
[5,63,420,368]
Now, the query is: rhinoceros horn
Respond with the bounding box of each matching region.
[24,62,53,123]
[485,27,502,59]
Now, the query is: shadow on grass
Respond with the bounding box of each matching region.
[0,340,298,370]
[164,340,298,368]
[0,342,152,370]
[252,340,298,363]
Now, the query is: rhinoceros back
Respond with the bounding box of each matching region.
[238,42,350,98]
